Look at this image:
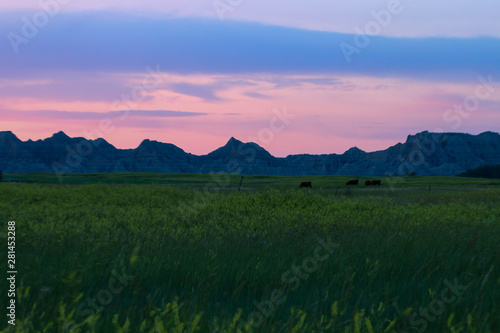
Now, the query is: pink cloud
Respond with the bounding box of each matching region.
[2,74,498,156]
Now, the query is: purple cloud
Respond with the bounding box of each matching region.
[0,109,208,120]
[1,12,499,83]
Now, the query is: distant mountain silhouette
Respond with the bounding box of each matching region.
[1,130,500,177]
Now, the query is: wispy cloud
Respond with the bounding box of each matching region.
[167,78,257,101]
[1,109,207,120]
[266,77,346,89]
[168,83,222,101]
[1,13,499,82]
[1,1,499,38]
[243,91,273,99]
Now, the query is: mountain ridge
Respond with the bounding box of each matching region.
[1,130,499,177]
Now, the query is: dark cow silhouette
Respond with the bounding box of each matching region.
[346,179,358,186]
[371,180,381,186]
[299,181,312,188]
[364,180,371,186]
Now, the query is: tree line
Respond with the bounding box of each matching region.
[459,164,500,179]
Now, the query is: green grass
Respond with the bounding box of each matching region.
[4,172,500,188]
[0,174,499,332]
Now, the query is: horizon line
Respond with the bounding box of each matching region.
[1,129,499,158]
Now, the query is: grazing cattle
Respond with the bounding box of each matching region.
[364,180,371,186]
[371,180,381,186]
[299,181,312,188]
[346,179,358,186]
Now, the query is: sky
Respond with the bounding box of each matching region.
[1,0,499,156]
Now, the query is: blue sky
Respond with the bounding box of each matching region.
[1,1,499,155]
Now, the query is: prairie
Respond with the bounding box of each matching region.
[0,174,499,332]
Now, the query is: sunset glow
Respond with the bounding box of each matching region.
[1,1,499,156]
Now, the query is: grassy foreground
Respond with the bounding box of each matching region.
[0,174,499,332]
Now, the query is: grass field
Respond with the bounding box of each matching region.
[3,172,500,188]
[1,173,499,332]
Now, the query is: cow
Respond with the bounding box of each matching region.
[364,180,371,186]
[346,179,358,186]
[371,180,381,186]
[299,181,312,188]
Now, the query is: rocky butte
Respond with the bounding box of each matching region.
[0,130,499,177]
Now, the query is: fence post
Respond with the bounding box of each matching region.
[238,176,244,191]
